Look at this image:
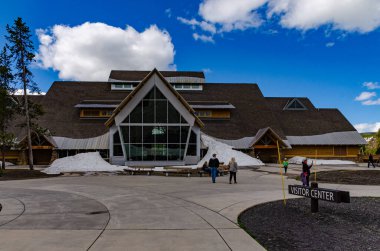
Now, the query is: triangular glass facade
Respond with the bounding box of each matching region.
[118,86,192,161]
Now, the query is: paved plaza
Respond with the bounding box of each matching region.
[0,167,379,251]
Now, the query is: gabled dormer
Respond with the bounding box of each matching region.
[283,98,307,110]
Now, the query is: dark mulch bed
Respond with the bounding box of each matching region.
[0,169,61,181]
[309,170,380,185]
[239,197,380,251]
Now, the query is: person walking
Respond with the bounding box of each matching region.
[228,157,238,184]
[208,154,220,183]
[368,154,376,168]
[283,158,289,174]
[302,158,313,186]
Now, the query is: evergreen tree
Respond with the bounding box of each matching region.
[6,17,40,170]
[0,46,16,172]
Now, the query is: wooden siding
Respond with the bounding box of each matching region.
[211,110,230,118]
[253,145,361,163]
[283,145,360,158]
[347,146,360,156]
[80,109,113,118]
[195,109,230,119]
[0,150,22,164]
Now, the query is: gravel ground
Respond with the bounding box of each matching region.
[239,197,380,251]
[0,169,60,180]
[309,170,380,185]
[286,170,380,185]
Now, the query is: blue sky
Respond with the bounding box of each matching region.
[1,0,380,132]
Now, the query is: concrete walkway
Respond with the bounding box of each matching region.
[0,169,379,251]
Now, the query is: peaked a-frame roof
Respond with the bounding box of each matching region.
[250,127,288,148]
[212,127,289,149]
[105,68,204,128]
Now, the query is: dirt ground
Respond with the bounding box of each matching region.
[0,169,60,181]
[239,197,380,251]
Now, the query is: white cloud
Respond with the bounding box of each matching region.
[178,17,199,27]
[36,22,175,81]
[355,92,376,101]
[183,0,380,38]
[362,98,380,105]
[268,0,380,33]
[325,42,335,48]
[354,122,380,133]
[199,21,218,34]
[356,82,380,105]
[177,17,217,34]
[202,68,212,73]
[363,81,380,90]
[199,0,265,32]
[193,33,215,43]
[165,8,172,18]
[14,89,46,95]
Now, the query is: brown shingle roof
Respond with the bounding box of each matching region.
[180,83,285,139]
[27,81,131,139]
[109,70,205,81]
[9,77,357,142]
[265,98,355,136]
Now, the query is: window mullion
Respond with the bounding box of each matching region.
[183,126,192,159]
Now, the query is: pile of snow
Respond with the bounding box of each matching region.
[42,152,124,174]
[4,162,15,167]
[199,135,264,167]
[288,156,355,165]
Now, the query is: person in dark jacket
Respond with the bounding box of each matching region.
[208,154,220,183]
[368,154,376,168]
[302,159,313,186]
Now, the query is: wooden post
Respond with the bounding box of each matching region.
[311,182,319,213]
[314,149,318,182]
[277,141,286,206]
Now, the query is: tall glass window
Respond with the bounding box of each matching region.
[119,86,194,161]
[187,131,197,156]
[113,131,123,156]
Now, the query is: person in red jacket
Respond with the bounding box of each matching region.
[302,159,313,186]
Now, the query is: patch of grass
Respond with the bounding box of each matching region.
[0,169,61,181]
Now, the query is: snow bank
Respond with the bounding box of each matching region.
[199,135,264,167]
[4,162,14,167]
[42,136,263,174]
[42,152,124,174]
[288,156,355,165]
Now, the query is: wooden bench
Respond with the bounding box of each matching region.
[198,169,209,177]
[218,165,229,176]
[198,165,229,177]
[163,167,193,177]
[124,167,154,176]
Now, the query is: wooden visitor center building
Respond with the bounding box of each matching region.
[8,69,366,165]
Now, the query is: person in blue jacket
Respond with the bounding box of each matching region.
[208,153,220,183]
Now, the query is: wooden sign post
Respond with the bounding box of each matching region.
[288,182,350,212]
